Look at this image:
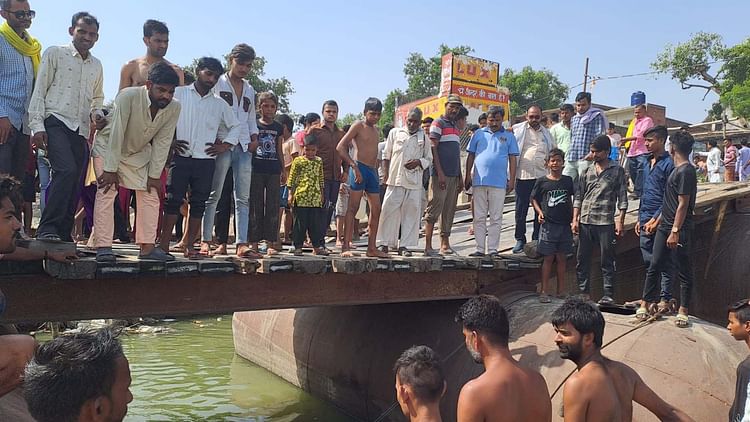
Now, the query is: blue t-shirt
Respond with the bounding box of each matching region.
[467,127,519,189]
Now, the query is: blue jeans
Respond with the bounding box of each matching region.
[639,230,673,301]
[628,154,648,197]
[201,146,252,244]
[37,153,51,213]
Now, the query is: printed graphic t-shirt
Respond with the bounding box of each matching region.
[531,175,575,225]
[254,120,283,174]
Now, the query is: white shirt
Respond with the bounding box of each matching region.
[517,126,548,180]
[173,84,241,159]
[28,44,104,136]
[383,128,432,190]
[699,147,723,174]
[212,73,259,152]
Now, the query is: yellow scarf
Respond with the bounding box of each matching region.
[624,118,636,150]
[0,21,41,76]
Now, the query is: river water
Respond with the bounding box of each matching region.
[101,315,351,421]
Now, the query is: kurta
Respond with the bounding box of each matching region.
[92,86,180,190]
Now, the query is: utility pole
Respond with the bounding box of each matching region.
[583,57,590,93]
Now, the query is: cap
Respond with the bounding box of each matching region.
[446,94,463,105]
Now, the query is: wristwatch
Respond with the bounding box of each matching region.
[671,226,680,233]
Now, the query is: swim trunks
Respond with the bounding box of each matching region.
[349,161,380,194]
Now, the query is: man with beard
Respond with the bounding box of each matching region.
[455,295,551,421]
[91,62,181,262]
[552,297,693,421]
[728,299,750,422]
[119,19,183,89]
[158,57,240,258]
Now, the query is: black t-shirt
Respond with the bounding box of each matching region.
[730,356,750,422]
[254,120,283,174]
[531,175,575,225]
[660,163,696,232]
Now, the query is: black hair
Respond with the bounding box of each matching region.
[550,112,560,123]
[258,91,278,107]
[321,100,338,113]
[547,148,565,162]
[591,135,612,153]
[275,114,294,134]
[71,11,99,30]
[0,174,21,210]
[147,61,179,86]
[670,130,695,156]
[382,124,394,138]
[457,106,469,120]
[364,97,383,113]
[1,0,26,10]
[609,122,616,130]
[343,124,352,133]
[303,133,319,146]
[183,71,195,85]
[527,104,542,114]
[467,124,480,132]
[422,117,434,125]
[644,125,668,143]
[24,329,125,422]
[455,295,510,347]
[477,113,487,123]
[303,112,320,125]
[551,297,605,348]
[729,299,750,325]
[487,105,504,119]
[196,56,224,75]
[229,43,255,63]
[575,91,591,103]
[708,139,718,148]
[560,103,574,113]
[393,345,444,403]
[143,19,168,37]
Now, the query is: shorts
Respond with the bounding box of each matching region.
[335,184,350,217]
[537,222,574,256]
[349,161,380,194]
[280,185,289,209]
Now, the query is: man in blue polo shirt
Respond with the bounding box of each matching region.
[465,106,518,256]
[635,125,674,314]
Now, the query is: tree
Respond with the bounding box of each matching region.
[337,112,363,129]
[382,45,473,125]
[651,32,726,98]
[498,66,569,117]
[182,55,295,112]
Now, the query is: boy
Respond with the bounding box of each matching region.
[288,133,326,256]
[393,345,445,422]
[728,298,750,422]
[336,97,388,258]
[278,114,297,244]
[531,148,575,302]
[250,92,284,255]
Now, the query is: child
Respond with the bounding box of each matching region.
[288,133,326,256]
[277,114,298,244]
[335,98,388,258]
[531,148,575,302]
[728,298,750,422]
[250,92,285,255]
[335,182,350,248]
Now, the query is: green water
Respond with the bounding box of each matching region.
[114,316,351,421]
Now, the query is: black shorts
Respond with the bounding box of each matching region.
[537,222,574,256]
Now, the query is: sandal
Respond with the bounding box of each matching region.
[657,300,672,315]
[675,313,689,328]
[634,307,650,322]
[539,294,551,303]
[184,249,205,260]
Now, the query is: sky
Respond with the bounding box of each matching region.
[23,0,749,124]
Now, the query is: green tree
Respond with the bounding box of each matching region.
[337,112,363,129]
[498,66,569,117]
[182,55,295,112]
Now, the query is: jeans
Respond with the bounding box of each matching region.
[249,172,281,243]
[576,223,616,297]
[628,154,648,197]
[642,229,693,308]
[639,230,673,301]
[202,147,252,244]
[37,153,51,213]
[165,156,215,218]
[320,180,340,242]
[36,116,87,241]
[514,179,539,242]
[0,128,29,180]
[214,169,234,245]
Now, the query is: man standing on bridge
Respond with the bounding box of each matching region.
[564,92,607,181]
[91,62,181,262]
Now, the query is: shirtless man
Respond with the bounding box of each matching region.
[119,19,184,90]
[552,297,693,421]
[336,97,388,257]
[394,345,445,422]
[455,295,551,422]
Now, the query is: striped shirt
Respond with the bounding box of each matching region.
[429,116,461,177]
[28,44,104,136]
[0,36,34,132]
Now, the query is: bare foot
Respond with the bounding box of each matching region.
[335,240,343,248]
[367,249,389,258]
[266,248,279,256]
[170,241,186,253]
[341,250,359,257]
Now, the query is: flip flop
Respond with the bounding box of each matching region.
[184,250,205,260]
[675,313,689,328]
[634,307,650,322]
[238,248,262,259]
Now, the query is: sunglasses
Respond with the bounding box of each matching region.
[8,10,35,19]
